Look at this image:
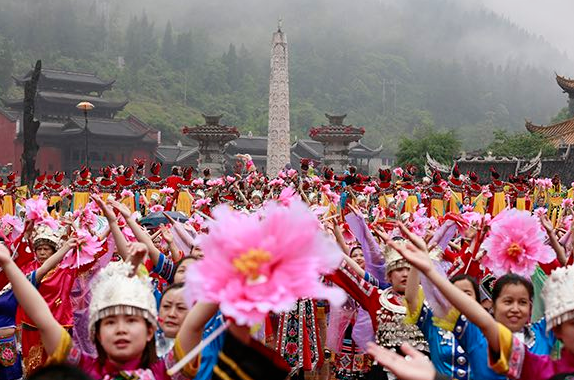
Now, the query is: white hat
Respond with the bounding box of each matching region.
[383,239,411,274]
[543,265,574,331]
[88,261,157,339]
[251,190,263,199]
[32,225,62,250]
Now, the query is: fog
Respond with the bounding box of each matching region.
[109,0,574,72]
[466,0,574,59]
[1,0,572,149]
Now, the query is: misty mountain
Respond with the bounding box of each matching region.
[0,0,571,152]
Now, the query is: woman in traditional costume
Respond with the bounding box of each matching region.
[97,166,117,203]
[467,172,485,214]
[116,167,136,213]
[47,171,66,217]
[176,168,193,216]
[146,162,164,203]
[384,218,558,380]
[71,166,92,212]
[448,164,464,214]
[2,243,213,380]
[487,167,505,217]
[398,165,419,214]
[0,231,76,380]
[2,173,16,216]
[427,171,445,218]
[547,174,568,227]
[376,169,394,209]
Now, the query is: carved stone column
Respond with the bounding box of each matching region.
[266,25,291,176]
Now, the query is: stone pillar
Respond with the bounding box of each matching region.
[266,25,291,176]
[182,114,240,176]
[196,140,227,176]
[309,114,364,174]
[323,141,352,173]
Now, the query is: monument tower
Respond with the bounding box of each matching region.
[266,20,291,176]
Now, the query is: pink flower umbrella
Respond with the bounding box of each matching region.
[185,199,346,327]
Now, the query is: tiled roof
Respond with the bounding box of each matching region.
[3,92,128,110]
[14,68,114,87]
[526,119,574,146]
[63,117,156,143]
[156,145,198,163]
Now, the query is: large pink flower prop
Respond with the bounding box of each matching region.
[482,209,555,277]
[268,178,285,187]
[120,189,134,199]
[150,204,165,213]
[25,195,58,229]
[73,201,99,229]
[160,186,175,195]
[185,200,346,326]
[277,186,299,207]
[363,186,376,195]
[61,229,103,269]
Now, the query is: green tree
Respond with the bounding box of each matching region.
[551,107,570,124]
[396,127,462,170]
[486,130,556,158]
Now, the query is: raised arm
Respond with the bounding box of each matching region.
[385,222,501,353]
[108,199,162,265]
[405,266,421,311]
[160,224,182,262]
[332,220,350,255]
[540,214,567,266]
[92,195,130,261]
[35,238,77,282]
[0,244,62,355]
[345,206,385,281]
[177,302,219,353]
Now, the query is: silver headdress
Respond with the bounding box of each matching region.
[88,261,158,339]
[543,265,574,331]
[383,239,411,275]
[31,225,62,250]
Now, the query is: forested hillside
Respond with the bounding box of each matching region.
[0,0,571,152]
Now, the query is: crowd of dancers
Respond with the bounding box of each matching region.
[0,155,573,380]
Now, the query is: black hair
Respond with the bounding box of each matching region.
[95,319,157,368]
[28,363,94,380]
[160,282,185,304]
[173,256,196,280]
[491,273,533,304]
[349,245,363,258]
[450,274,480,303]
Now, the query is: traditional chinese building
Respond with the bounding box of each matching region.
[425,72,574,184]
[309,114,366,173]
[182,114,240,176]
[0,68,159,175]
[523,74,574,148]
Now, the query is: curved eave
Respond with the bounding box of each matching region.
[1,98,22,109]
[309,134,364,143]
[556,74,574,94]
[525,120,543,134]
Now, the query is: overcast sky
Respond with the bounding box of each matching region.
[476,0,574,59]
